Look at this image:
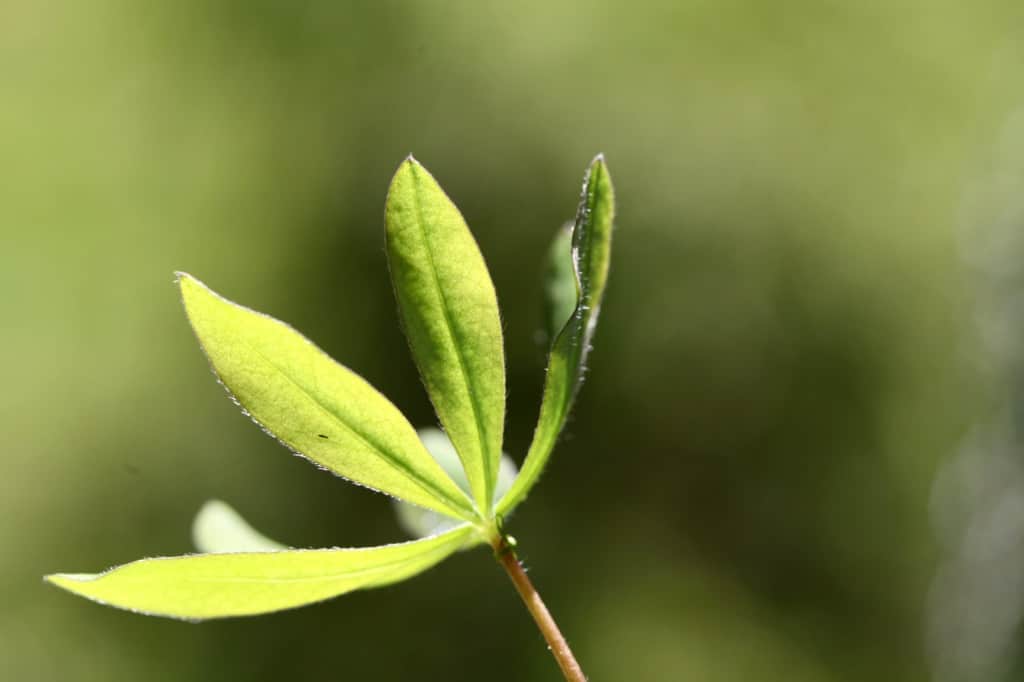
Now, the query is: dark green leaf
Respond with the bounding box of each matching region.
[497,156,614,515]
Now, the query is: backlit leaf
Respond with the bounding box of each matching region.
[385,158,506,514]
[497,156,615,516]
[178,274,476,521]
[45,525,477,620]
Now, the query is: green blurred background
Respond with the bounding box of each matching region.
[5,1,1024,680]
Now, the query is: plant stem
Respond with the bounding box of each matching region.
[493,537,586,681]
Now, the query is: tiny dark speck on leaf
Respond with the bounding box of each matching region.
[318,434,329,439]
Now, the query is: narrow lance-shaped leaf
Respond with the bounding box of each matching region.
[46,525,476,620]
[178,274,476,521]
[192,500,286,554]
[497,156,615,516]
[385,158,506,514]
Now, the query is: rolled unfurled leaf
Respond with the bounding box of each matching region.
[45,525,476,620]
[385,158,507,514]
[178,274,476,521]
[498,156,615,516]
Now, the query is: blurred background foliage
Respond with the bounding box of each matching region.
[4,1,1024,680]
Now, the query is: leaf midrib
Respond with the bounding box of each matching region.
[142,535,467,586]
[409,167,495,511]
[563,164,602,395]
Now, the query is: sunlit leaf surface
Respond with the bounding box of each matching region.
[46,525,477,620]
[178,273,476,521]
[385,158,506,513]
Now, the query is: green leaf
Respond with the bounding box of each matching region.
[394,429,519,538]
[192,500,286,553]
[385,157,506,514]
[497,155,615,516]
[46,525,476,620]
[177,273,476,521]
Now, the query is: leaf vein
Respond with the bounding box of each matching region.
[409,167,495,510]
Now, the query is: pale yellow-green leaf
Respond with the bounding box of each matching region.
[177,273,476,521]
[385,158,506,513]
[45,525,477,620]
[192,500,286,553]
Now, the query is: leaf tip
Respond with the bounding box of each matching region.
[45,572,94,590]
[192,498,229,537]
[192,498,287,553]
[585,154,614,206]
[387,155,421,199]
[196,498,226,514]
[397,154,424,176]
[174,271,200,288]
[589,152,610,176]
[175,273,223,318]
[174,271,203,298]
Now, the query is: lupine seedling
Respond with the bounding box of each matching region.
[47,155,614,681]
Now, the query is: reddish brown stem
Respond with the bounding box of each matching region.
[494,538,586,682]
